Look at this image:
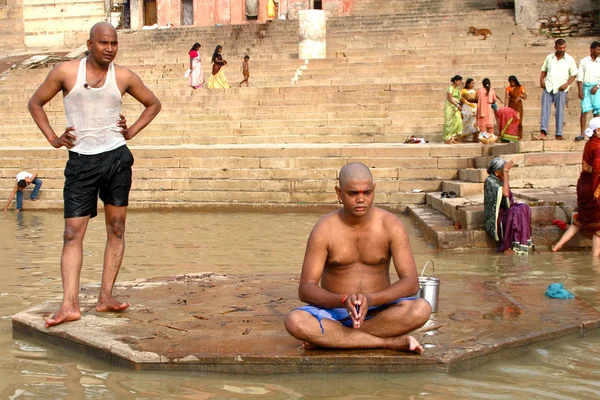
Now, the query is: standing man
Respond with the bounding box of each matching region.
[3,171,42,212]
[534,39,578,141]
[28,22,161,328]
[575,41,600,142]
[284,162,431,353]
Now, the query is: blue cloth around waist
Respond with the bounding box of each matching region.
[581,82,600,114]
[296,296,418,334]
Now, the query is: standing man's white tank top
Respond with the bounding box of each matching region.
[63,58,126,155]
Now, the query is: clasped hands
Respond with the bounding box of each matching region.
[49,114,129,149]
[342,293,370,329]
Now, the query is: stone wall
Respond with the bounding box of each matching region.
[21,0,106,50]
[515,0,599,37]
[287,0,309,20]
[0,0,25,55]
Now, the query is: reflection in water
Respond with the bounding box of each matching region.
[0,211,599,398]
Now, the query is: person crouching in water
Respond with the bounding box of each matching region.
[483,158,533,253]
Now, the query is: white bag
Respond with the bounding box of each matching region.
[183,69,191,78]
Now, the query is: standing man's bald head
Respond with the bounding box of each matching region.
[87,22,119,66]
[89,22,117,40]
[338,162,373,188]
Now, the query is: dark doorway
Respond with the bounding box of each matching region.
[144,0,157,26]
[314,0,322,10]
[181,0,194,25]
[123,0,131,29]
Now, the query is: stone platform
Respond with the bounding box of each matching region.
[12,273,600,373]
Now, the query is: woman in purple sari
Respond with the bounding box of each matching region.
[483,158,533,253]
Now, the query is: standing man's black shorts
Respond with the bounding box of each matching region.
[63,145,134,219]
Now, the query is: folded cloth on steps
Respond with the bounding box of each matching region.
[545,283,575,299]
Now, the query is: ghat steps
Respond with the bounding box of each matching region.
[0,0,590,214]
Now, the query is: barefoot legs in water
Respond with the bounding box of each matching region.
[552,224,581,252]
[46,205,130,328]
[593,234,600,257]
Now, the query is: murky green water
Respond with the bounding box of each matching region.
[1,211,599,399]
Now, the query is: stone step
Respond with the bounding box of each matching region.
[442,180,484,197]
[407,201,589,250]
[458,164,580,188]
[0,142,499,159]
[1,188,426,212]
[474,151,581,169]
[424,188,576,229]
[407,204,495,249]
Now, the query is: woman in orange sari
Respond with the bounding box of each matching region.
[504,75,527,139]
[552,117,600,255]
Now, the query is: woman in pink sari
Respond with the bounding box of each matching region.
[476,78,499,134]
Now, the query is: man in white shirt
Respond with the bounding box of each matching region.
[575,41,600,141]
[28,22,161,328]
[3,171,42,212]
[534,39,578,141]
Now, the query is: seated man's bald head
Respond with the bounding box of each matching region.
[89,22,117,40]
[338,162,373,188]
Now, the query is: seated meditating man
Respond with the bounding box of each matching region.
[284,162,431,353]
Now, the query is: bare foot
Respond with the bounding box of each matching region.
[387,335,424,354]
[96,296,130,313]
[504,249,514,254]
[45,306,81,328]
[301,341,317,349]
[551,243,560,252]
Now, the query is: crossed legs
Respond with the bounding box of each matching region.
[284,299,431,353]
[45,205,130,328]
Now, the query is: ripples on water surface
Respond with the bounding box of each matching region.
[1,211,599,399]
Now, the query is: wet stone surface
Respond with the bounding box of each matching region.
[12,273,600,373]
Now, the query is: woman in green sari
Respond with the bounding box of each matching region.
[443,75,464,144]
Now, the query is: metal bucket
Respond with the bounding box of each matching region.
[417,260,439,312]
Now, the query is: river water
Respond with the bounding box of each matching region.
[1,211,599,399]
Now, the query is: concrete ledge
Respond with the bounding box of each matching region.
[12,274,600,373]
